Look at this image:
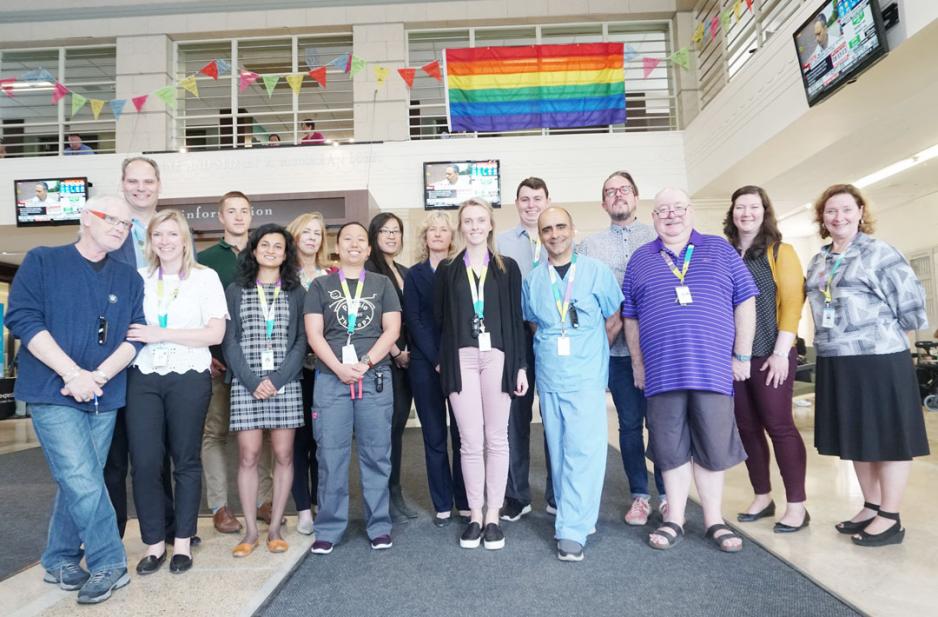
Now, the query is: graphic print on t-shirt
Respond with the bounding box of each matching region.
[327,289,378,332]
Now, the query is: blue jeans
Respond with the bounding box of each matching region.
[30,404,127,573]
[608,356,665,499]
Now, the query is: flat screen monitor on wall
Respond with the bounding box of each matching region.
[794,0,888,106]
[423,160,501,210]
[14,177,89,227]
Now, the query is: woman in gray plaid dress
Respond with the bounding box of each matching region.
[222,223,306,557]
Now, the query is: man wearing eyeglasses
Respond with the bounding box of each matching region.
[621,188,756,553]
[7,195,145,604]
[577,170,665,527]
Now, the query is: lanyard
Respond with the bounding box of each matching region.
[131,222,145,250]
[659,244,694,284]
[530,234,542,267]
[339,269,366,339]
[547,254,577,329]
[820,247,848,304]
[255,280,282,339]
[155,267,183,328]
[464,250,489,321]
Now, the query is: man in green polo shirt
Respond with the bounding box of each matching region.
[198,191,276,533]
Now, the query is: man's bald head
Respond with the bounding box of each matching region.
[654,187,691,206]
[538,206,573,229]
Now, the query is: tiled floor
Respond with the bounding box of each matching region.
[3,397,938,616]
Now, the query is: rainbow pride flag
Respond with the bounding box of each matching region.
[444,42,625,132]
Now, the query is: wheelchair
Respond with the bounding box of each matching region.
[913,341,938,412]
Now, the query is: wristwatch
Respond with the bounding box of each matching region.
[733,353,752,362]
[362,354,374,368]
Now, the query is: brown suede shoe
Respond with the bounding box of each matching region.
[213,506,242,534]
[256,501,287,526]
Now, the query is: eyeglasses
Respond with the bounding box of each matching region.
[87,209,132,231]
[603,185,635,198]
[652,204,688,217]
[378,228,401,237]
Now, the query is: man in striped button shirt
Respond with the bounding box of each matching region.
[621,188,757,553]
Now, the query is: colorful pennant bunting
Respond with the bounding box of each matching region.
[308,66,327,88]
[326,55,347,70]
[670,48,690,70]
[90,98,106,120]
[216,58,231,75]
[109,98,127,120]
[623,45,639,63]
[349,56,366,77]
[154,85,176,109]
[262,74,280,96]
[692,22,705,46]
[239,71,259,92]
[734,0,743,22]
[286,73,304,94]
[343,53,355,74]
[421,60,442,81]
[0,78,15,97]
[397,67,416,88]
[374,66,389,85]
[746,0,753,11]
[180,75,199,97]
[52,82,70,104]
[199,60,219,80]
[132,94,148,112]
[23,67,55,82]
[721,9,733,32]
[642,56,661,79]
[71,93,88,117]
[710,16,720,39]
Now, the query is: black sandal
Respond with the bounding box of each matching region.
[705,523,743,553]
[852,511,905,547]
[835,501,879,535]
[647,522,684,550]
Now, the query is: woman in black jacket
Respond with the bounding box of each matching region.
[434,198,528,551]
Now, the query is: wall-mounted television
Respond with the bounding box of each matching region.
[15,177,89,227]
[794,0,888,106]
[423,160,501,210]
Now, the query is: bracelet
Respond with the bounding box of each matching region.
[390,350,401,359]
[62,368,82,384]
[93,369,109,382]
[733,353,752,362]
[771,350,788,358]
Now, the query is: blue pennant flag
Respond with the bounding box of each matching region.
[624,45,639,63]
[109,99,127,121]
[216,58,231,75]
[22,67,55,82]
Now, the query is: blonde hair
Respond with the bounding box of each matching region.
[416,211,456,263]
[144,209,201,277]
[813,183,876,239]
[286,211,328,269]
[456,197,505,272]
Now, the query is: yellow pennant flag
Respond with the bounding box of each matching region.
[285,73,304,94]
[90,98,106,120]
[180,75,199,97]
[734,0,743,22]
[374,65,389,86]
[692,22,705,46]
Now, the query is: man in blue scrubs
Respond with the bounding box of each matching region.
[522,207,623,561]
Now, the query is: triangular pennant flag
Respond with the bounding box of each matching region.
[308,66,327,88]
[349,56,365,77]
[180,75,199,97]
[0,78,15,97]
[710,16,720,40]
[199,60,219,80]
[90,98,106,120]
[642,57,661,79]
[23,67,55,82]
[343,52,354,74]
[71,93,88,117]
[623,45,639,63]
[721,8,733,31]
[397,67,416,88]
[421,60,442,81]
[51,82,70,104]
[285,73,304,94]
[692,22,705,45]
[373,66,389,86]
[132,94,148,112]
[326,54,346,70]
[239,70,259,92]
[746,0,753,12]
[262,74,280,97]
[304,48,319,70]
[670,48,690,70]
[734,0,743,22]
[216,58,231,75]
[154,85,176,109]
[109,98,127,121]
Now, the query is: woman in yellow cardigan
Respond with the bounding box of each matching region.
[723,186,809,533]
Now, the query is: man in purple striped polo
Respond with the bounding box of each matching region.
[621,188,757,553]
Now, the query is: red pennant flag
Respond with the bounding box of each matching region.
[421,60,442,81]
[239,70,260,92]
[0,77,14,97]
[308,66,327,88]
[746,0,753,12]
[642,57,661,79]
[132,94,148,112]
[343,52,353,74]
[199,60,219,80]
[397,68,416,88]
[51,82,70,104]
[710,16,720,39]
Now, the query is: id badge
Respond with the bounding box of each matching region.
[261,348,275,372]
[152,344,169,368]
[821,306,836,329]
[478,331,492,352]
[675,285,693,305]
[557,335,571,357]
[341,344,359,364]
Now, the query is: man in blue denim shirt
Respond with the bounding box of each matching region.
[7,195,144,604]
[577,170,665,526]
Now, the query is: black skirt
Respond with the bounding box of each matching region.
[815,350,929,461]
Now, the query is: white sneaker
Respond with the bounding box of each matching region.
[296,519,315,535]
[624,497,651,526]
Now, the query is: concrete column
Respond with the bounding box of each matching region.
[352,23,409,142]
[115,34,174,153]
[674,12,700,129]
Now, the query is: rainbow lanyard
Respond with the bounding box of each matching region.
[547,254,577,332]
[464,250,489,325]
[155,267,184,328]
[255,280,282,340]
[820,248,848,305]
[339,269,366,343]
[659,244,695,285]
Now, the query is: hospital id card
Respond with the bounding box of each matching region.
[261,349,275,372]
[557,336,571,356]
[341,344,359,365]
[821,306,836,329]
[152,344,169,368]
[478,331,492,352]
[675,285,693,305]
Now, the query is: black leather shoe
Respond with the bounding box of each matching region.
[433,513,452,528]
[135,553,166,575]
[736,501,776,522]
[169,554,193,574]
[774,511,811,533]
